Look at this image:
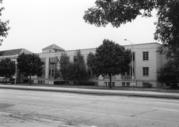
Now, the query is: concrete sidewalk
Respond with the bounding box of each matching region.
[0,84,179,99]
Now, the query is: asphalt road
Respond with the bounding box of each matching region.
[0,89,179,127]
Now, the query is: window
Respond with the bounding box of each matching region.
[49,57,57,64]
[143,51,149,61]
[122,82,125,87]
[143,67,149,76]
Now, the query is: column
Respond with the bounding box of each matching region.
[45,57,49,80]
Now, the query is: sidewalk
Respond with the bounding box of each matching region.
[0,84,179,99]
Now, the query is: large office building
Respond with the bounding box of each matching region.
[0,42,166,87]
[37,42,166,87]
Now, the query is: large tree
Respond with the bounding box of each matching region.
[83,0,179,55]
[60,51,89,84]
[60,53,73,80]
[0,58,15,78]
[17,53,43,83]
[87,39,131,88]
[84,0,179,87]
[158,59,179,88]
[87,53,97,77]
[73,51,89,82]
[0,0,9,44]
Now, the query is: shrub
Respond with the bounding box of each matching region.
[143,82,153,88]
[60,51,89,82]
[54,80,69,85]
[158,60,179,88]
[73,81,97,86]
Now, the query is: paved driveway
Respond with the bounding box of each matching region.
[0,89,179,127]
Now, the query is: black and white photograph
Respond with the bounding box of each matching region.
[0,0,179,127]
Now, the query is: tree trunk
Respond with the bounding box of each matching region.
[109,74,112,88]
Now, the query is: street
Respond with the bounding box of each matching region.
[0,89,179,127]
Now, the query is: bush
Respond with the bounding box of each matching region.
[158,60,179,88]
[60,52,89,82]
[54,80,69,85]
[166,83,179,89]
[143,82,153,88]
[73,81,97,86]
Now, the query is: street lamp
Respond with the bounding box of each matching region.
[124,39,135,85]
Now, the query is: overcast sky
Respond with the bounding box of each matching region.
[1,0,158,53]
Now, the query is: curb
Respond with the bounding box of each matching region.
[0,85,179,99]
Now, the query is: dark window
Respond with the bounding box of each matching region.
[73,56,77,62]
[49,69,51,77]
[126,82,130,87]
[143,67,149,76]
[51,70,54,77]
[143,51,149,61]
[122,82,125,87]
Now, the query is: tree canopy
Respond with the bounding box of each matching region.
[87,39,131,88]
[158,59,179,88]
[17,54,43,81]
[60,53,72,80]
[73,51,89,81]
[60,51,89,83]
[84,0,179,54]
[0,58,15,78]
[87,53,97,76]
[0,0,9,44]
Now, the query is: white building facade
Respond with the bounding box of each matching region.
[37,43,166,87]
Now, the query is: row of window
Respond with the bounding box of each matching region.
[132,51,149,77]
[132,51,149,61]
[143,51,149,76]
[130,67,149,77]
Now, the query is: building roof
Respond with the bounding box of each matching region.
[0,49,23,56]
[42,44,65,52]
[123,42,161,47]
[65,42,161,52]
[0,48,32,57]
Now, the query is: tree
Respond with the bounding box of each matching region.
[0,58,15,78]
[87,39,131,88]
[84,0,179,88]
[0,0,9,44]
[158,59,179,88]
[73,51,89,82]
[17,53,43,83]
[60,51,89,84]
[87,53,97,76]
[60,53,73,80]
[83,0,179,55]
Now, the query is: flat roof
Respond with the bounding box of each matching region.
[0,49,23,56]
